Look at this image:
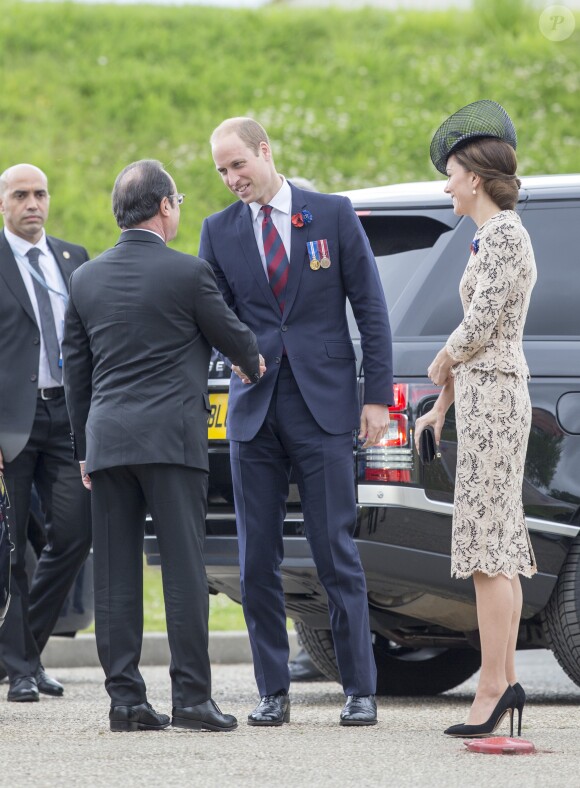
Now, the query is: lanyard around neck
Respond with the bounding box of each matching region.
[20,252,68,304]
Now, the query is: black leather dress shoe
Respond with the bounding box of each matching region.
[289,648,325,682]
[35,666,64,697]
[109,702,170,732]
[248,691,290,726]
[340,695,377,726]
[172,699,237,731]
[7,677,40,703]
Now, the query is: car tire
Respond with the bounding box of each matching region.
[295,621,481,696]
[541,538,580,687]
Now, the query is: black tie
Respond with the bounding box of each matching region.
[27,247,62,383]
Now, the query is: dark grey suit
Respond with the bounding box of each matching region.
[0,230,92,679]
[62,229,259,706]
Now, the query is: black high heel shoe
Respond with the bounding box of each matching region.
[512,682,526,737]
[444,685,516,738]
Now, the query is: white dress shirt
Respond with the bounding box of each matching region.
[249,177,292,277]
[122,228,166,242]
[5,227,68,389]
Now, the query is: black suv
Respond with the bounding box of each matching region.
[146,174,580,695]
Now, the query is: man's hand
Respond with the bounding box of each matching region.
[359,404,390,449]
[80,461,92,491]
[233,354,266,384]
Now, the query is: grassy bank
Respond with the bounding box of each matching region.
[1,1,578,257]
[83,561,248,632]
[144,563,248,632]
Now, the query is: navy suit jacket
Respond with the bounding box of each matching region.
[199,183,393,442]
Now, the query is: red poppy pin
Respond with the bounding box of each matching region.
[291,210,313,228]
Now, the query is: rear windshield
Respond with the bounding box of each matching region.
[348,213,455,338]
[349,202,580,340]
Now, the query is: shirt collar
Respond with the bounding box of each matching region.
[122,228,166,242]
[4,227,49,258]
[249,177,291,223]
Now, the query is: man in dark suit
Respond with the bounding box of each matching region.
[200,118,393,726]
[62,159,261,732]
[0,164,92,702]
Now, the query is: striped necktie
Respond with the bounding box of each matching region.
[261,205,289,312]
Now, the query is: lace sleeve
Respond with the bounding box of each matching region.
[446,223,524,363]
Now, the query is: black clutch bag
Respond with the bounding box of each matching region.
[418,426,441,465]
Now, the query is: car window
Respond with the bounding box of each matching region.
[522,202,580,337]
[349,201,580,341]
[348,212,457,338]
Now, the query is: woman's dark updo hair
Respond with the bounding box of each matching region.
[452,137,521,211]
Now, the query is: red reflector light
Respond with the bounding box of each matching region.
[365,469,411,483]
[389,384,407,412]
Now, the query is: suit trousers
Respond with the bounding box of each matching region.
[90,464,212,707]
[0,395,92,679]
[230,358,377,697]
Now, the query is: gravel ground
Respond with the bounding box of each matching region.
[2,651,580,787]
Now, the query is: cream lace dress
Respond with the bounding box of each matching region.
[446,210,537,579]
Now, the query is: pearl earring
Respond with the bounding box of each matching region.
[472,189,477,195]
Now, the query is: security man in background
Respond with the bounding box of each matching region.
[0,163,92,702]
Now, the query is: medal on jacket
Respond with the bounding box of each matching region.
[319,239,331,268]
[307,241,320,270]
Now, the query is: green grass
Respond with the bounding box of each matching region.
[83,560,248,632]
[1,1,579,258]
[142,562,248,632]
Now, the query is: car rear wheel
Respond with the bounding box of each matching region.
[541,538,580,688]
[295,621,481,696]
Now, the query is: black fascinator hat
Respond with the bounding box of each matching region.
[430,100,517,175]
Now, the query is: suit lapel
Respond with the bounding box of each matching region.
[283,187,309,319]
[236,204,280,315]
[46,236,77,293]
[0,230,37,323]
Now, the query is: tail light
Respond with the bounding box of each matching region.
[358,382,441,484]
[390,383,407,412]
[361,384,412,483]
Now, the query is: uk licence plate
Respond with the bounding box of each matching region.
[208,392,228,440]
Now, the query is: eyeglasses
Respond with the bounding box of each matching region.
[168,193,185,205]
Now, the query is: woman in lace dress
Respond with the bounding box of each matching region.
[415,101,536,738]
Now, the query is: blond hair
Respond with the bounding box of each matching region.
[210,117,270,155]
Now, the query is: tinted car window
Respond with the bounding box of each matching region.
[350,202,580,341]
[522,202,580,337]
[348,213,455,338]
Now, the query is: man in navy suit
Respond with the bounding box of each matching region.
[200,118,393,726]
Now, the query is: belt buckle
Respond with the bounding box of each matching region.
[39,388,52,400]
